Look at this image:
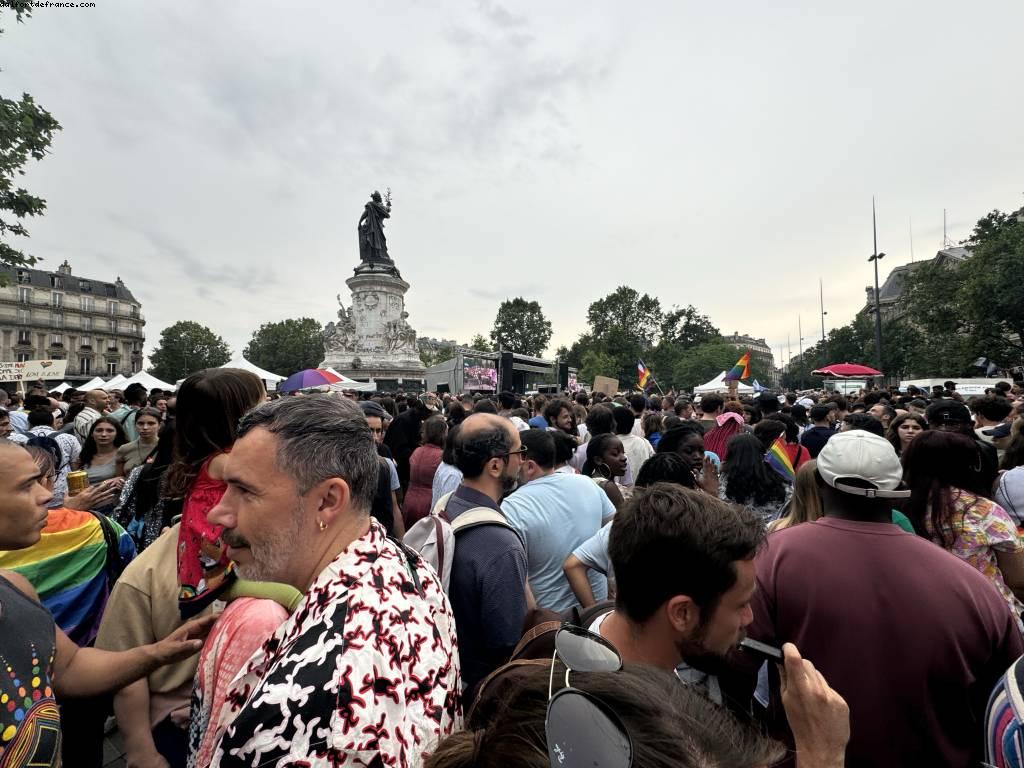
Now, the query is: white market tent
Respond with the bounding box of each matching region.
[220,358,286,391]
[103,374,128,390]
[322,366,377,393]
[49,382,72,394]
[693,371,755,395]
[122,370,174,391]
[78,376,107,392]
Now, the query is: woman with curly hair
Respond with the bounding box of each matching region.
[719,432,790,524]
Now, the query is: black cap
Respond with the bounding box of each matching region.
[983,422,1013,439]
[359,400,387,419]
[925,400,971,425]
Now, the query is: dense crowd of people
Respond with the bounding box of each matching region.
[2,373,1024,767]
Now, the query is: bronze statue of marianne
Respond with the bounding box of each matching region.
[358,189,393,265]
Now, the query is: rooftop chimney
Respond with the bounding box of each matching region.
[57,260,72,276]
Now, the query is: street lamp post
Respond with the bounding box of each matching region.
[819,278,828,362]
[868,197,885,375]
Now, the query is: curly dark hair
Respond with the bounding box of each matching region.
[721,433,787,506]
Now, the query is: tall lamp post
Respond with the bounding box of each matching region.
[868,197,885,376]
[819,278,828,362]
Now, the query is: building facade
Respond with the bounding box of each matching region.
[722,332,778,385]
[862,246,971,322]
[0,261,145,382]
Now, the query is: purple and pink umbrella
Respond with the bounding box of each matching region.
[279,368,344,393]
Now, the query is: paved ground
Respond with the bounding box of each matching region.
[102,726,127,767]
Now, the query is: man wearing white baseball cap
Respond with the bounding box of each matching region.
[743,430,1023,767]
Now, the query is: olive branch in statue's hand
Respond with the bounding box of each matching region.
[385,187,393,211]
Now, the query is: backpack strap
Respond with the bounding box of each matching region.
[450,507,524,548]
[432,516,446,580]
[87,510,125,585]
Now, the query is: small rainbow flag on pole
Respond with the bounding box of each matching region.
[765,435,796,483]
[637,360,651,388]
[723,351,750,381]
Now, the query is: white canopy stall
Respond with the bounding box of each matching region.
[693,371,755,395]
[220,358,286,392]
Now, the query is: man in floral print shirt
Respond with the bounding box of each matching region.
[205,396,461,767]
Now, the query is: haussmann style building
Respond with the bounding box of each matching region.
[0,260,145,384]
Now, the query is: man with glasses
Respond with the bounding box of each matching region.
[444,413,529,691]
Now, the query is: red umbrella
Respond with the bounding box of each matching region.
[811,363,883,378]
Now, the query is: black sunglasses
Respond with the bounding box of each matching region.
[546,625,632,767]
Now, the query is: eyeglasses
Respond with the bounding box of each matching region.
[546,625,632,767]
[498,447,529,459]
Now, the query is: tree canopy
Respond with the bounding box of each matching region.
[0,3,61,279]
[243,317,324,375]
[148,321,231,382]
[489,297,552,357]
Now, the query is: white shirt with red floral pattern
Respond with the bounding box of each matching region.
[208,519,462,767]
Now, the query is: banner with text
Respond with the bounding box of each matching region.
[0,359,68,382]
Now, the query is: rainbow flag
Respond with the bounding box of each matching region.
[724,351,750,381]
[0,509,135,646]
[637,360,651,388]
[765,435,796,483]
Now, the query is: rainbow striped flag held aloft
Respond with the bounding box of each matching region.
[637,360,651,388]
[765,435,796,483]
[724,351,750,381]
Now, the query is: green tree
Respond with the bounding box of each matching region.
[960,206,1024,368]
[901,257,974,376]
[0,3,62,278]
[587,286,662,349]
[579,348,617,386]
[419,347,453,368]
[489,297,553,357]
[467,333,492,351]
[672,339,767,392]
[149,321,231,382]
[580,287,663,386]
[659,305,719,349]
[243,317,323,375]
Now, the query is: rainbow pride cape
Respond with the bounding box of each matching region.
[765,435,796,483]
[724,351,750,381]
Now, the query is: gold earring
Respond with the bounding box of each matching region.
[317,519,328,532]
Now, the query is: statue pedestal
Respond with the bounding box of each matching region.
[321,269,425,390]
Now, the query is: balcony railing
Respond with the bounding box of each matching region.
[0,309,146,339]
[0,294,145,321]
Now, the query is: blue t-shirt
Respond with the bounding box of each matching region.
[502,473,614,613]
[446,485,528,692]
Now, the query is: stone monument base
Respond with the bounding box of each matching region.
[321,269,425,390]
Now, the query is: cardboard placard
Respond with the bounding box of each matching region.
[592,375,619,396]
[0,359,68,382]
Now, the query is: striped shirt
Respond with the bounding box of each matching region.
[0,508,136,646]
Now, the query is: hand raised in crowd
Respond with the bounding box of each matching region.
[779,642,849,768]
[147,613,218,665]
[698,455,720,496]
[64,478,121,511]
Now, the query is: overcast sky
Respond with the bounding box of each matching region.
[5,1,1023,369]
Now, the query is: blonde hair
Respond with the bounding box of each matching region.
[772,459,822,531]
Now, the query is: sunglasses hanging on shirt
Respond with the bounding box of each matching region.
[545,625,633,768]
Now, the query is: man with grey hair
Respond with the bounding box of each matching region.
[206,395,461,767]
